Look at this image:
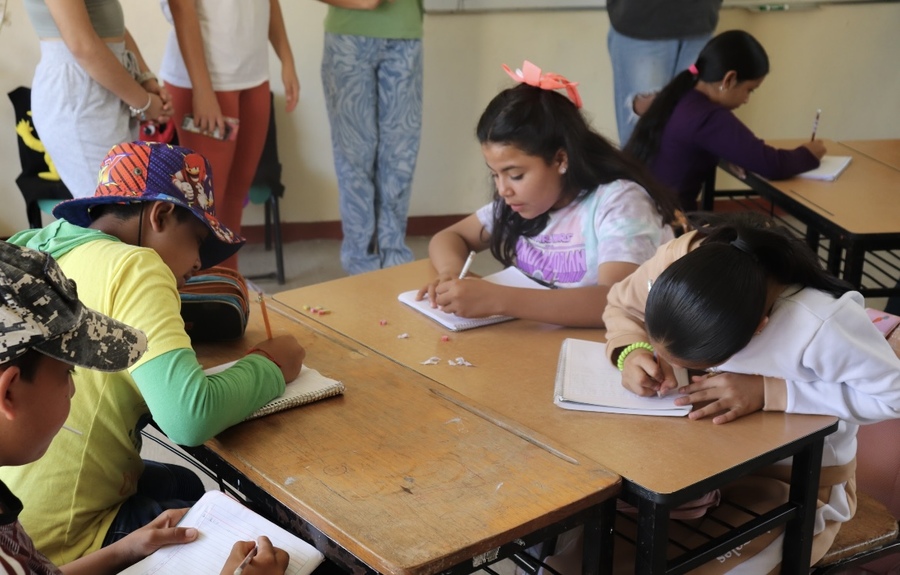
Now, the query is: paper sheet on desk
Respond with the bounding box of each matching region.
[797,155,852,181]
[553,339,691,416]
[119,490,323,575]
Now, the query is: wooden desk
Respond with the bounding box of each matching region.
[841,139,900,172]
[191,304,621,575]
[274,260,839,574]
[722,139,900,296]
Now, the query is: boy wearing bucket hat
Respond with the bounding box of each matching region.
[0,141,305,564]
[0,242,290,575]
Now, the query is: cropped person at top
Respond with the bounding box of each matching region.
[318,0,424,275]
[624,30,825,211]
[0,242,291,575]
[159,0,300,271]
[418,61,681,329]
[21,0,172,198]
[607,0,722,145]
[603,212,900,573]
[0,141,306,565]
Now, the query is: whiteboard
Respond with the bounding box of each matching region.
[424,0,888,13]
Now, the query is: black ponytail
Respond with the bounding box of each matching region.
[646,212,851,365]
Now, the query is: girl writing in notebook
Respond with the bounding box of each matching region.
[624,30,826,211]
[417,61,681,328]
[603,212,900,572]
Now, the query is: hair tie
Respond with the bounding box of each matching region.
[502,60,583,109]
[730,237,758,261]
[688,64,699,76]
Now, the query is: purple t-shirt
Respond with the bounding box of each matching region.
[651,89,820,210]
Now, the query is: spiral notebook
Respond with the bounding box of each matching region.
[553,339,691,416]
[397,266,550,331]
[120,490,324,575]
[205,361,345,420]
[797,155,852,181]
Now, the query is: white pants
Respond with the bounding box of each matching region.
[31,41,138,199]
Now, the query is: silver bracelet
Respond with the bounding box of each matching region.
[129,94,152,120]
[136,70,157,85]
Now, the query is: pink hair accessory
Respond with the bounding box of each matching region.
[688,64,699,76]
[502,60,583,109]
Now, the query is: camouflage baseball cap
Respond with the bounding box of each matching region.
[52,141,245,269]
[0,242,147,371]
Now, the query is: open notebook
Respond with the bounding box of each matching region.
[397,266,550,331]
[554,339,691,416]
[797,155,852,181]
[120,490,324,575]
[206,361,345,421]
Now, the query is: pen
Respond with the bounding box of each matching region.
[233,541,258,575]
[257,291,273,340]
[458,251,476,279]
[810,108,821,142]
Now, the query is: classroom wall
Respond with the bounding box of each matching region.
[0,1,898,236]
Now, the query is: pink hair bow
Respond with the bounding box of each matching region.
[502,60,583,109]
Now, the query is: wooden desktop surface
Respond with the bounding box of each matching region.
[840,139,900,172]
[274,259,838,500]
[755,139,900,236]
[192,305,620,575]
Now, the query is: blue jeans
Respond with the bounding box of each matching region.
[321,33,423,275]
[101,460,206,546]
[607,28,711,146]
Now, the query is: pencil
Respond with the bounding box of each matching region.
[257,291,272,340]
[810,108,821,142]
[233,541,258,575]
[458,251,476,279]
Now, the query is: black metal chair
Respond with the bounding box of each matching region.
[246,91,286,285]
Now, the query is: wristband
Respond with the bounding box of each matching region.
[129,94,152,120]
[616,341,654,371]
[246,347,282,369]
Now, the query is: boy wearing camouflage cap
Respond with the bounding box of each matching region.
[0,242,290,575]
[1,141,305,564]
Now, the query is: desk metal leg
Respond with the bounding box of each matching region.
[634,497,669,574]
[583,498,616,575]
[782,436,825,573]
[842,244,866,290]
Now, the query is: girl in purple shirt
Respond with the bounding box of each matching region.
[625,30,826,211]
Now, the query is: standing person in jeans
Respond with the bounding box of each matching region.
[607,0,722,146]
[319,0,424,275]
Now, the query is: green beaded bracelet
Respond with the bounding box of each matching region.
[616,341,654,371]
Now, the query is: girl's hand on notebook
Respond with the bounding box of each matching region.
[802,139,827,159]
[220,536,290,575]
[416,273,457,307]
[620,350,672,397]
[676,372,764,424]
[432,278,502,318]
[251,336,306,382]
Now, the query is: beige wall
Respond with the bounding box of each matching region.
[1,1,898,236]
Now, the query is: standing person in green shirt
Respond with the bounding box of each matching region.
[319,0,424,275]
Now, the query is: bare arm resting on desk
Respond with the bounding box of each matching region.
[420,213,635,327]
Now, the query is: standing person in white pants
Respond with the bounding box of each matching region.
[21,0,172,199]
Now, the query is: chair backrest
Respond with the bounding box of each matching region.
[251,91,284,198]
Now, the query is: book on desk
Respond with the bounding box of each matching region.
[554,339,691,416]
[120,490,324,575]
[397,266,550,331]
[797,155,852,181]
[205,362,345,420]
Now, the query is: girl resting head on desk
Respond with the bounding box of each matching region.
[623,30,827,212]
[603,211,900,572]
[418,60,683,328]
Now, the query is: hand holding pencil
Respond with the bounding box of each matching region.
[802,109,827,160]
[248,293,306,382]
[224,536,290,575]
